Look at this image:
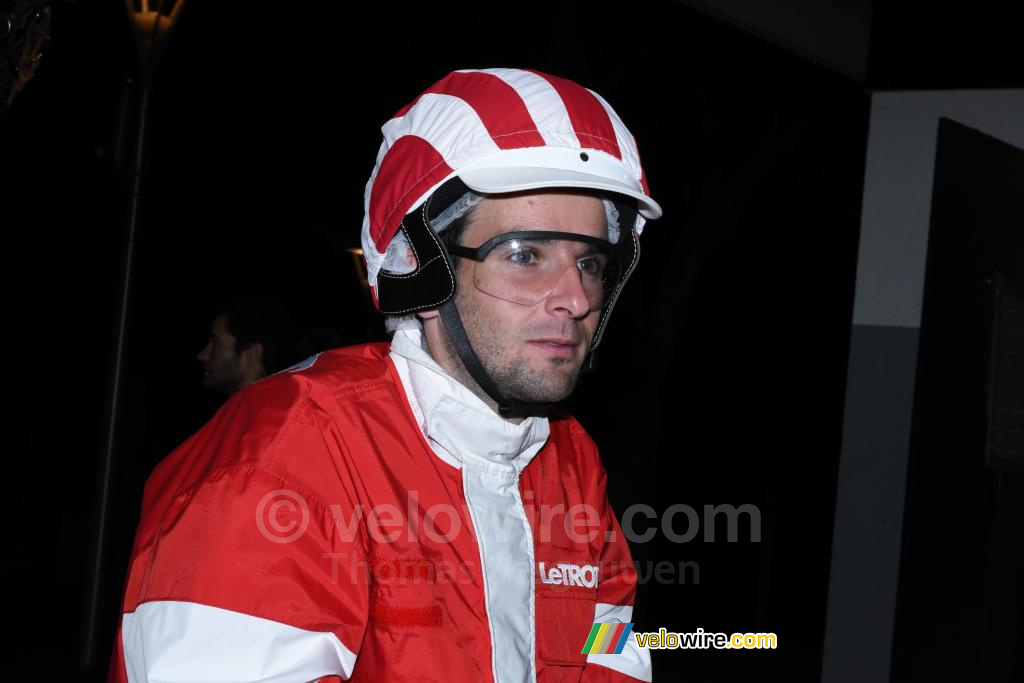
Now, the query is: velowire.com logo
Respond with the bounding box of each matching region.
[581,623,634,655]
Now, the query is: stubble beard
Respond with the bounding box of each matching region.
[202,356,244,395]
[440,295,586,406]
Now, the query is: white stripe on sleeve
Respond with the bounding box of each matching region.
[122,601,357,683]
[585,602,652,682]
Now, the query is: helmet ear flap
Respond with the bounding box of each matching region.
[589,198,641,351]
[376,207,458,316]
[375,177,477,316]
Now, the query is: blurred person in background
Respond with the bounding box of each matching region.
[196,297,294,395]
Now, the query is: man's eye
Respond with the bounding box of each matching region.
[577,256,605,276]
[507,248,538,266]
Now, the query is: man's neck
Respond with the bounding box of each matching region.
[419,319,526,425]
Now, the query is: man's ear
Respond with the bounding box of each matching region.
[241,341,265,368]
[417,309,440,321]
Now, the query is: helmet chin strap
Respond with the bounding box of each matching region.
[438,300,551,419]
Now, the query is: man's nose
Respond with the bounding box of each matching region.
[545,265,594,318]
[197,342,211,362]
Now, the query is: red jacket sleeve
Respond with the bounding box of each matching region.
[574,424,652,682]
[110,373,369,683]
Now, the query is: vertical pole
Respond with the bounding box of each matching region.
[81,81,149,669]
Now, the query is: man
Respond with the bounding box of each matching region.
[196,299,292,395]
[111,68,662,682]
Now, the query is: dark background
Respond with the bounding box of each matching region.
[4,1,1021,680]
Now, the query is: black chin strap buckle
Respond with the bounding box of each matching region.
[498,401,549,419]
[497,403,519,419]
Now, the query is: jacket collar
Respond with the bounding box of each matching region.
[389,326,549,473]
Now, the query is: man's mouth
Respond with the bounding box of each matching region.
[528,338,581,358]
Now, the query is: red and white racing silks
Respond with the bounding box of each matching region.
[110,328,652,682]
[360,67,659,293]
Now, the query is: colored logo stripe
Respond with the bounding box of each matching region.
[581,623,634,655]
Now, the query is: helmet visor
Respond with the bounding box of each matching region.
[447,231,620,310]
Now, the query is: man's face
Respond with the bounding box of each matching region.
[442,190,608,404]
[196,314,244,394]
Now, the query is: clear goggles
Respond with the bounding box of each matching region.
[446,230,621,310]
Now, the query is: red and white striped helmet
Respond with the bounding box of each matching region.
[360,67,662,308]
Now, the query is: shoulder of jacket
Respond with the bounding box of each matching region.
[256,342,398,400]
[277,342,392,380]
[549,408,590,438]
[548,410,600,458]
[541,411,610,495]
[145,343,398,497]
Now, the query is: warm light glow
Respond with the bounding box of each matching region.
[124,0,186,71]
[126,0,185,27]
[346,248,369,289]
[130,11,174,41]
[126,0,185,19]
